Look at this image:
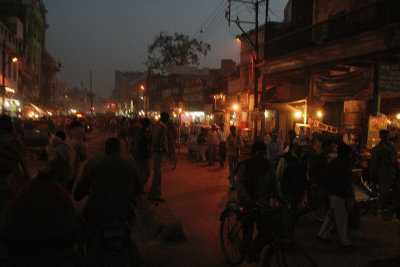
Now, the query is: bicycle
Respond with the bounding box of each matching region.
[220,200,317,266]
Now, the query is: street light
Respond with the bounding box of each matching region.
[2,38,18,115]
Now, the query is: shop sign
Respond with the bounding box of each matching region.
[366,115,387,149]
[308,117,339,134]
[379,62,400,93]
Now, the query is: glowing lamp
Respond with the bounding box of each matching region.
[295,111,302,118]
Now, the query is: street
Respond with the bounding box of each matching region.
[25,129,400,267]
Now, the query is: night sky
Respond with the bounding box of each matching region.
[43,0,288,97]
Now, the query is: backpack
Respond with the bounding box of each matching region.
[241,158,273,197]
[280,153,307,200]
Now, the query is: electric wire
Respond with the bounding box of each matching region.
[192,0,226,39]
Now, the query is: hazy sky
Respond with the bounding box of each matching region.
[43,0,288,97]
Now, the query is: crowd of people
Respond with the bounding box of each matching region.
[0,111,399,265]
[234,128,399,263]
[0,113,174,266]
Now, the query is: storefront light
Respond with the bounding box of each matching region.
[295,111,302,118]
[233,104,238,111]
[317,111,323,118]
[5,87,15,93]
[264,110,268,118]
[397,113,400,120]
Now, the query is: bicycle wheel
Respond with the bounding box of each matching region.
[220,209,244,266]
[264,242,317,267]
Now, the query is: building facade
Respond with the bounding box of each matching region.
[236,0,400,149]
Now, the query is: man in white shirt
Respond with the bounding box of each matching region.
[265,131,283,167]
[217,123,228,168]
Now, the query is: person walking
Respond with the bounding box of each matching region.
[276,137,309,237]
[370,130,400,214]
[45,130,75,192]
[197,127,207,162]
[3,171,79,266]
[217,123,228,168]
[208,125,219,166]
[265,131,283,167]
[132,118,152,186]
[226,125,243,190]
[149,112,169,202]
[318,144,354,248]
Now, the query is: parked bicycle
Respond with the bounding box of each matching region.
[219,200,317,266]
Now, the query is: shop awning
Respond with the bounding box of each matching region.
[263,102,299,112]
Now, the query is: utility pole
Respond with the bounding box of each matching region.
[90,70,93,114]
[145,66,150,115]
[227,0,266,139]
[2,39,5,115]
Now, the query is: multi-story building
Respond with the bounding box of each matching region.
[0,19,23,115]
[113,70,146,115]
[162,60,236,124]
[237,0,400,149]
[0,0,47,101]
[40,50,60,106]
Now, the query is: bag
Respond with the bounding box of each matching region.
[348,204,360,229]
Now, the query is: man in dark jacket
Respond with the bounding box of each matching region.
[237,141,287,262]
[370,130,399,212]
[318,144,353,247]
[74,138,143,232]
[298,140,332,217]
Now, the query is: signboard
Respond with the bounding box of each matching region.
[308,117,339,134]
[379,62,400,93]
[366,115,387,149]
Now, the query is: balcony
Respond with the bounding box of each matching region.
[264,0,400,61]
